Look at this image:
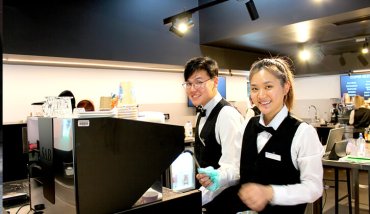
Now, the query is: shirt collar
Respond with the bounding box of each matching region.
[259,105,288,130]
[203,92,222,117]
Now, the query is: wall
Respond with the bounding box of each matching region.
[3,64,249,125]
[4,63,347,125]
[293,75,341,122]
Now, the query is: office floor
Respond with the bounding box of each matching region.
[322,168,369,214]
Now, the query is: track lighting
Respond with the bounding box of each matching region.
[169,15,194,37]
[245,0,259,21]
[163,0,228,37]
[163,0,266,37]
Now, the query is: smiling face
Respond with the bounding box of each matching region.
[185,69,218,107]
[250,69,290,125]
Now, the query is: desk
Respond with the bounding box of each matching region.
[322,159,370,214]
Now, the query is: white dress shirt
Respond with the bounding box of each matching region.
[349,109,355,125]
[198,93,245,205]
[247,105,324,205]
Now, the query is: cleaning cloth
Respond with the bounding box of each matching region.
[197,166,220,191]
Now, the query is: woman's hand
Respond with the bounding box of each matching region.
[196,173,213,188]
[238,183,273,212]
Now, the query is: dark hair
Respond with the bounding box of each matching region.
[184,56,219,81]
[58,90,76,109]
[249,57,295,110]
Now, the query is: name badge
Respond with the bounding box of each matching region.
[265,152,281,161]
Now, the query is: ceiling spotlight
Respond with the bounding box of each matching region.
[163,0,228,37]
[298,45,311,61]
[299,50,311,61]
[169,16,194,37]
[362,41,369,54]
[245,0,259,21]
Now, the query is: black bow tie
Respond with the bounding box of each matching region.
[196,106,206,117]
[256,123,275,135]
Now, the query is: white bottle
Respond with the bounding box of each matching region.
[356,133,367,157]
[184,121,193,138]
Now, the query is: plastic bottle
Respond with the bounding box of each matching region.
[356,133,367,157]
[184,121,193,138]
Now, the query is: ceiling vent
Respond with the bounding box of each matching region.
[333,15,370,26]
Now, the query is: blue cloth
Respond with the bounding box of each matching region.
[197,166,220,191]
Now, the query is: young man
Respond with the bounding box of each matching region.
[182,56,244,207]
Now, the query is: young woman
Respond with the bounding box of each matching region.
[206,57,323,214]
[238,56,324,213]
[349,95,370,139]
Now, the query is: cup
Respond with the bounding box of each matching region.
[141,191,158,204]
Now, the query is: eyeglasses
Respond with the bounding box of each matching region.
[182,78,211,89]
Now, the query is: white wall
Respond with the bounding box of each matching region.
[3,64,249,124]
[295,75,340,99]
[293,75,341,121]
[4,63,344,125]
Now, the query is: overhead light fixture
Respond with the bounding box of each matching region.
[164,0,244,37]
[245,0,259,21]
[169,14,194,37]
[361,40,369,54]
[299,49,311,61]
[297,44,311,61]
[353,69,370,73]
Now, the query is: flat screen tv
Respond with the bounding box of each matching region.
[340,74,370,99]
[187,76,226,107]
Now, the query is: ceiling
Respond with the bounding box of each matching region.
[196,0,370,75]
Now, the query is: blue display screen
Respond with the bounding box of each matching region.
[340,74,370,99]
[187,76,226,107]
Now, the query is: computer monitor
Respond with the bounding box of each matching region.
[324,127,345,155]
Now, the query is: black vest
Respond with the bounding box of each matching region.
[354,108,370,129]
[194,99,231,168]
[240,115,307,214]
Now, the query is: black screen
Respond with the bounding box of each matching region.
[3,123,29,182]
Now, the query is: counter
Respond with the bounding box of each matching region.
[4,188,202,214]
